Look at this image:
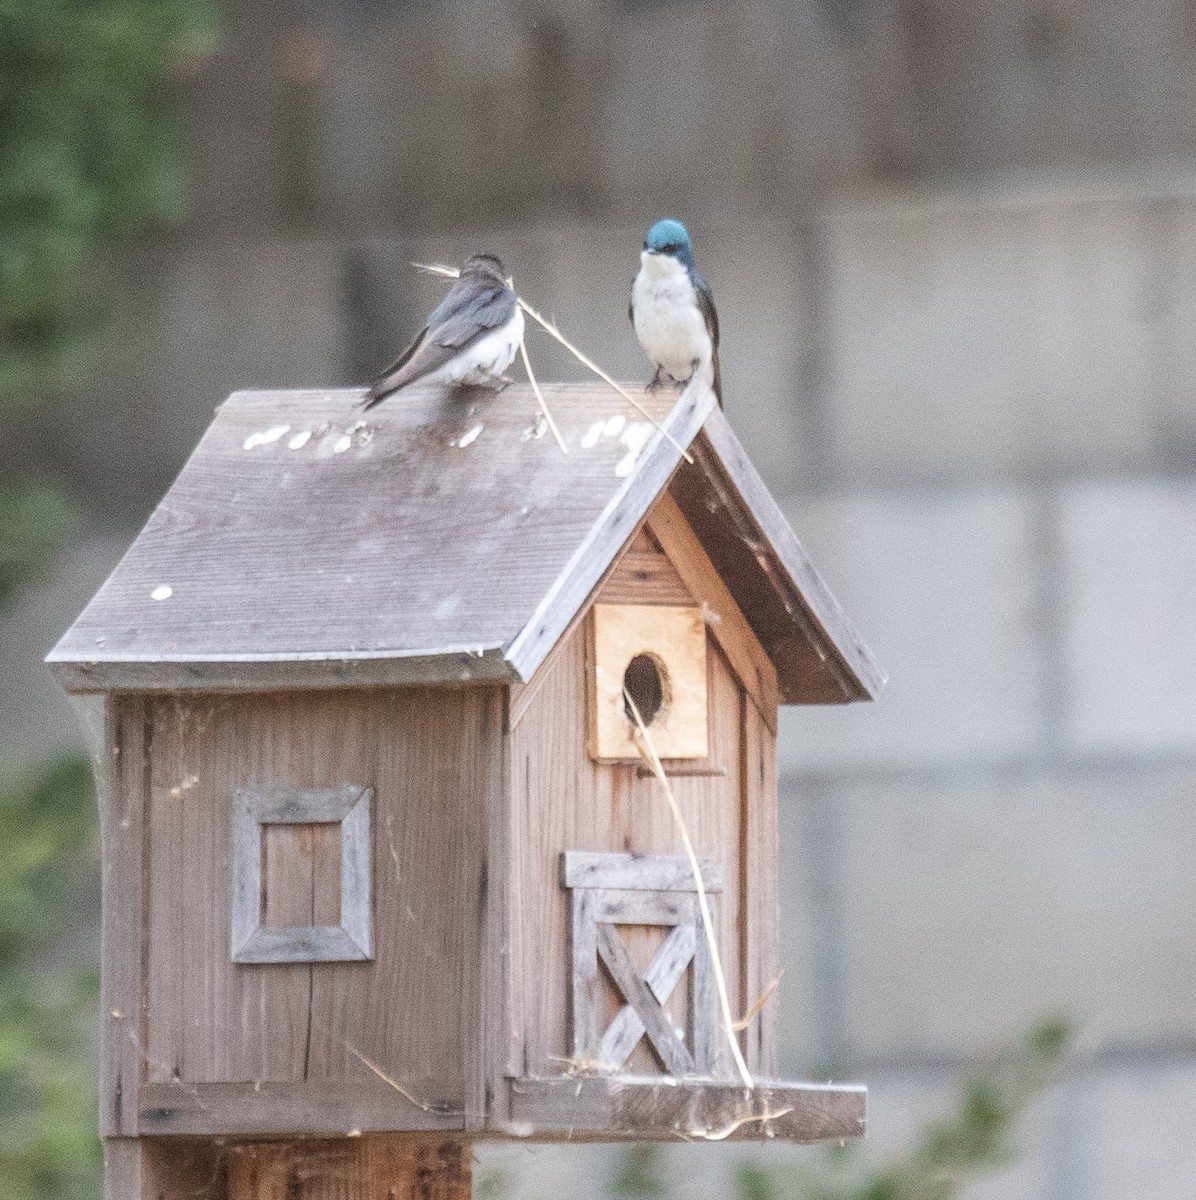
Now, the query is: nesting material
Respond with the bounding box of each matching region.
[415,262,693,462]
[625,688,754,1090]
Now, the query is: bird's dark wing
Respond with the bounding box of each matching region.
[363,277,515,407]
[430,281,514,348]
[362,327,429,409]
[692,269,723,408]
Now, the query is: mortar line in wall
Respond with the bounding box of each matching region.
[845,1039,1196,1090]
[775,464,1196,511]
[780,745,1196,793]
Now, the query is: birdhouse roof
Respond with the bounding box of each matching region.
[48,381,884,703]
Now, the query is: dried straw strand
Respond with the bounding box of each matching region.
[514,295,694,463]
[624,688,754,1089]
[342,1041,441,1112]
[412,261,695,464]
[689,1106,795,1141]
[519,332,568,453]
[734,973,781,1031]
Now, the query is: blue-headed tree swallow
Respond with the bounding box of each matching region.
[630,219,722,407]
[364,254,524,409]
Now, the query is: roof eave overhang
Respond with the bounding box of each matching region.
[670,408,886,704]
[44,646,516,694]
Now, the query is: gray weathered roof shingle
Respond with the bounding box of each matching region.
[48,380,883,702]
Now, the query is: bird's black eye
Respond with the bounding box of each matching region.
[643,241,649,250]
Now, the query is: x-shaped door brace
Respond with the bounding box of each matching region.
[596,920,699,1075]
[563,850,725,1077]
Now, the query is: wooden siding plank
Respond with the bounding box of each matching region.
[596,550,694,606]
[742,698,780,1076]
[701,640,746,1078]
[466,687,508,1130]
[100,697,147,1137]
[306,689,484,1093]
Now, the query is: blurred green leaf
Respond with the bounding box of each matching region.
[612,1144,667,1199]
[0,0,219,405]
[0,754,100,1198]
[736,1162,779,1200]
[0,484,73,608]
[743,1019,1070,1200]
[609,1020,1070,1200]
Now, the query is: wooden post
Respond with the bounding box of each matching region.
[228,1137,471,1200]
[106,1138,227,1200]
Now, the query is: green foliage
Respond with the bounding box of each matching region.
[755,1019,1069,1200]
[0,0,218,403]
[736,1163,778,1200]
[475,1164,513,1200]
[612,1019,1069,1200]
[612,1143,668,1198]
[0,755,102,1200]
[0,483,73,606]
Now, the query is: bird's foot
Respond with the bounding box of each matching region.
[646,367,666,393]
[480,374,513,393]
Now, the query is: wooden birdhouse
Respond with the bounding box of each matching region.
[49,380,884,1198]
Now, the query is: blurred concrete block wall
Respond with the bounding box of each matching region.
[9,3,1196,1194]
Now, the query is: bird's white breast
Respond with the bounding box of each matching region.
[631,253,713,386]
[431,307,525,386]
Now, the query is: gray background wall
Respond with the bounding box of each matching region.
[6,3,1196,1196]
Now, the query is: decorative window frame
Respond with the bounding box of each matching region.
[231,784,373,964]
